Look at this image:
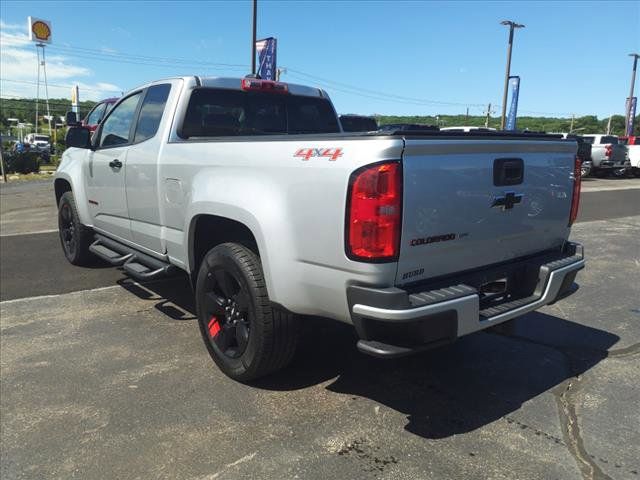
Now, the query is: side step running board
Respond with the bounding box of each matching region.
[90,234,177,281]
[123,258,176,281]
[89,241,133,266]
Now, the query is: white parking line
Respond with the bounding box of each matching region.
[580,182,640,193]
[0,285,122,305]
[0,228,58,237]
[0,278,175,305]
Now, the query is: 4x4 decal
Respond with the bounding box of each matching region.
[294,148,343,161]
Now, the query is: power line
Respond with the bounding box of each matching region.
[1,79,121,94]
[4,41,606,118]
[287,68,488,108]
[48,44,248,68]
[46,46,249,71]
[43,43,497,109]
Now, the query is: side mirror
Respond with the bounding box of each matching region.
[65,111,79,126]
[65,127,92,149]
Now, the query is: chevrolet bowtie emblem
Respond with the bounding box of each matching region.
[491,192,523,210]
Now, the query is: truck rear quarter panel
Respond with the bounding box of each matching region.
[158,136,404,321]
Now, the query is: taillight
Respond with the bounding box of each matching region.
[605,145,612,158]
[240,78,288,94]
[346,161,402,261]
[569,156,581,226]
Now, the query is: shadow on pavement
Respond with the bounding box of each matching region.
[125,275,619,440]
[117,273,195,320]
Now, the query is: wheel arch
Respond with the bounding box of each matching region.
[54,178,72,205]
[188,214,262,285]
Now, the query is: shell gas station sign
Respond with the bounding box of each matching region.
[28,17,52,44]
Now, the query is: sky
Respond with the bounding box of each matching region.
[1,0,639,119]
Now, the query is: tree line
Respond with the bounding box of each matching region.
[1,97,97,130]
[376,113,638,136]
[2,97,638,136]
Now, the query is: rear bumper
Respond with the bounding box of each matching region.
[595,160,630,168]
[348,242,585,358]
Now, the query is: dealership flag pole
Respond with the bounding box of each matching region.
[626,53,639,135]
[251,0,257,75]
[499,20,524,130]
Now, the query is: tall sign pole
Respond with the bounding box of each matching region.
[28,17,52,137]
[626,53,639,135]
[71,85,80,123]
[251,0,257,75]
[499,20,524,130]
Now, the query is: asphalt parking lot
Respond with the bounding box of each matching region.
[1,178,639,480]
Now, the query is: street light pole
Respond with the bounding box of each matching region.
[499,20,524,130]
[625,53,639,135]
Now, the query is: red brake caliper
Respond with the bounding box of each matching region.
[208,316,221,338]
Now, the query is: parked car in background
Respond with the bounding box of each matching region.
[339,114,378,132]
[553,133,593,178]
[581,134,629,176]
[378,123,438,132]
[441,126,497,132]
[24,133,51,153]
[82,97,119,132]
[619,136,640,177]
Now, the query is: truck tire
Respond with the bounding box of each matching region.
[195,243,299,382]
[58,191,94,266]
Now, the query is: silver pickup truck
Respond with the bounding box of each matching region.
[581,134,629,175]
[55,76,585,381]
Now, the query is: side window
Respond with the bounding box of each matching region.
[134,84,172,143]
[99,93,142,148]
[85,103,106,125]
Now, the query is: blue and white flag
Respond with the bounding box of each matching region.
[256,37,277,81]
[506,76,520,131]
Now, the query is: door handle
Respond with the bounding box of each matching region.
[109,159,122,169]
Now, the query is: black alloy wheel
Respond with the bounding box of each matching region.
[195,243,300,381]
[57,191,93,265]
[202,267,251,359]
[59,202,77,258]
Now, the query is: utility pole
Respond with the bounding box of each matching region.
[625,53,639,135]
[484,103,492,128]
[251,0,257,75]
[0,142,7,183]
[570,114,575,133]
[276,67,286,81]
[606,116,612,135]
[499,20,524,130]
[465,107,469,123]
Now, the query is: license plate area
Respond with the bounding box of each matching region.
[404,251,558,309]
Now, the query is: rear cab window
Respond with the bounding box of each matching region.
[600,136,618,144]
[180,88,340,138]
[134,84,172,143]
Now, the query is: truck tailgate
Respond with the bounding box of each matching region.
[396,138,577,286]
